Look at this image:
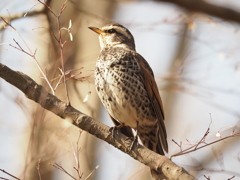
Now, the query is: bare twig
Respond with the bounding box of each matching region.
[50,130,98,180]
[50,162,77,180]
[171,120,240,158]
[194,117,212,150]
[54,68,93,91]
[204,175,211,180]
[36,159,42,180]
[0,177,10,180]
[0,169,20,180]
[172,139,183,151]
[228,175,235,180]
[1,17,55,95]
[68,131,83,179]
[0,1,48,31]
[74,131,83,179]
[38,0,71,104]
[85,165,99,180]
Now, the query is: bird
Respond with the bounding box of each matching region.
[89,23,168,155]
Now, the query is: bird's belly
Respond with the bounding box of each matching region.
[96,79,140,128]
[106,91,138,129]
[95,66,155,129]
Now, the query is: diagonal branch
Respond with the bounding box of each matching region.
[0,63,196,180]
[0,0,51,31]
[156,0,240,24]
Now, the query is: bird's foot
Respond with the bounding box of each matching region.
[109,123,125,139]
[109,123,134,139]
[109,126,118,139]
[129,135,138,152]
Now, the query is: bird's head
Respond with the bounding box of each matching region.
[89,23,135,50]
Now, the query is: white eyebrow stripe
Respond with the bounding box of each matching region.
[102,25,132,39]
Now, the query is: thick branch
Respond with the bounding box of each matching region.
[156,0,240,24]
[0,63,196,180]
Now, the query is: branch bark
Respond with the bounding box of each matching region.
[0,62,196,180]
[156,0,240,24]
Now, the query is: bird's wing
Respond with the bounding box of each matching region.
[135,53,168,152]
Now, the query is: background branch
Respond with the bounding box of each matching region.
[156,0,240,24]
[0,62,196,180]
[0,1,50,31]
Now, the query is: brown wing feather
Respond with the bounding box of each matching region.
[135,53,168,152]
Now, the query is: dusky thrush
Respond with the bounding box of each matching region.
[89,23,168,155]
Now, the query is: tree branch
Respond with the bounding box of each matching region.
[0,0,50,31]
[0,62,196,180]
[156,0,240,24]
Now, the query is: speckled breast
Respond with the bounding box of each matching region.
[95,47,155,129]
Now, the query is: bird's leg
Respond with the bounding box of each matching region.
[110,123,134,140]
[129,121,139,151]
[108,114,134,139]
[109,123,126,139]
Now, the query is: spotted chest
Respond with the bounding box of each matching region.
[95,47,156,129]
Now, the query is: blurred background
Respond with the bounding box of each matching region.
[0,0,240,179]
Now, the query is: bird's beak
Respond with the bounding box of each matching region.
[88,27,104,34]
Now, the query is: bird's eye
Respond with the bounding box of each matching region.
[106,29,116,33]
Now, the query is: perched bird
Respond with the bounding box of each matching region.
[89,23,168,155]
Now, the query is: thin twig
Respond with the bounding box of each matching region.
[1,17,55,95]
[75,131,83,179]
[194,126,211,150]
[67,131,84,179]
[170,116,240,158]
[58,1,70,105]
[54,68,92,90]
[38,0,71,104]
[0,1,48,31]
[50,162,77,180]
[204,175,211,180]
[36,159,42,180]
[85,165,99,180]
[0,169,20,180]
[228,175,235,180]
[0,177,10,180]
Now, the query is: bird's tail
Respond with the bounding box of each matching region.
[139,129,167,179]
[138,123,168,179]
[139,130,165,155]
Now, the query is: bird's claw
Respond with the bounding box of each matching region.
[110,123,134,139]
[109,126,120,139]
[129,135,138,152]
